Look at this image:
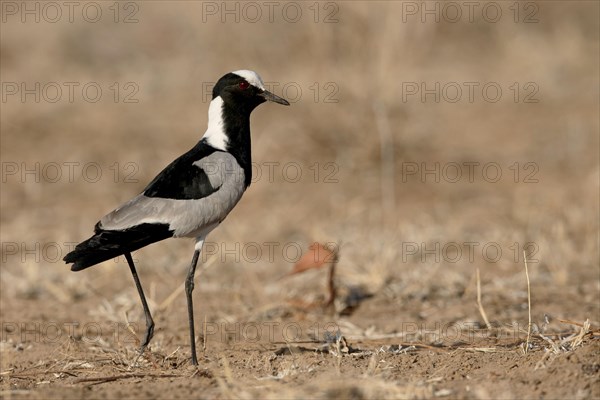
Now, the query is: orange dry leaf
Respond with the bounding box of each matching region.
[282,242,340,308]
[287,242,335,276]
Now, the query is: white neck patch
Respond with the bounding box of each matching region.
[232,69,265,90]
[203,96,228,151]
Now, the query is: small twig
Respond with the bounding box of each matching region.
[524,250,532,354]
[325,249,339,307]
[164,347,181,361]
[73,373,181,386]
[476,267,492,330]
[557,318,597,329]
[557,319,599,336]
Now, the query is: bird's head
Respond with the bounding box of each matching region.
[203,70,289,152]
[212,70,290,113]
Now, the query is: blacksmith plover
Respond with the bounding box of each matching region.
[64,70,290,365]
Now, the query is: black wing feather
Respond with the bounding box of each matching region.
[64,223,174,271]
[144,140,222,200]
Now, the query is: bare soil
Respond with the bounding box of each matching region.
[1,1,599,399]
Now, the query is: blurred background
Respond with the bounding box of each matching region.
[1,0,598,354]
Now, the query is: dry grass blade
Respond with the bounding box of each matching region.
[458,348,500,353]
[524,250,532,354]
[158,257,217,312]
[157,284,185,312]
[562,319,591,350]
[476,267,492,330]
[373,101,396,227]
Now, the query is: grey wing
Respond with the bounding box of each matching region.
[99,195,176,231]
[99,152,246,238]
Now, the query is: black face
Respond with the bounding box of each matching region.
[212,73,290,114]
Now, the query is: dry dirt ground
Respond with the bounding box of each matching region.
[1,1,599,399]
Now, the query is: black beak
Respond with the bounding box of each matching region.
[259,90,290,106]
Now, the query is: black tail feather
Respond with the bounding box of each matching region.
[64,223,174,271]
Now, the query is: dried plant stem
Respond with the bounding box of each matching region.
[372,102,395,227]
[74,373,180,385]
[325,251,339,307]
[476,268,492,330]
[524,250,532,354]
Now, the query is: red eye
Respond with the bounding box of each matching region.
[239,81,249,90]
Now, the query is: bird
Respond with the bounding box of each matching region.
[63,70,290,365]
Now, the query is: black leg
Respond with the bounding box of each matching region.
[185,250,201,365]
[125,252,155,356]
